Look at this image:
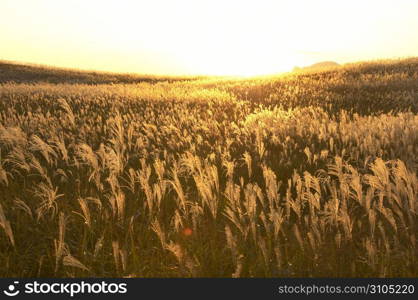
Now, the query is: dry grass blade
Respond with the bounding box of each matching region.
[0,202,15,247]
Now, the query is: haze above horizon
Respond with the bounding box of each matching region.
[1,0,418,76]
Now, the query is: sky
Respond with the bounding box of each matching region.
[1,0,418,76]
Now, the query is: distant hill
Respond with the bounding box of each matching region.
[0,61,203,84]
[293,61,340,72]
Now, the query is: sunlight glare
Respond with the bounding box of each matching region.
[1,0,418,75]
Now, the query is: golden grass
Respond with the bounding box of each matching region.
[0,58,417,277]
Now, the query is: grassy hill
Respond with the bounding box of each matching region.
[0,61,204,84]
[0,57,417,277]
[293,61,340,72]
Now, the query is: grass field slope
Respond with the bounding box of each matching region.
[0,61,202,84]
[0,58,417,277]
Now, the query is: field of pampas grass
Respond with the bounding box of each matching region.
[0,58,417,277]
